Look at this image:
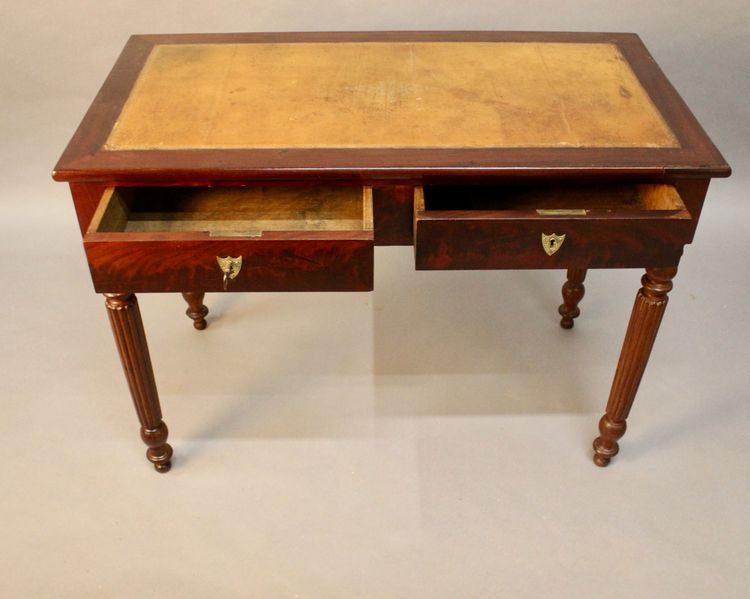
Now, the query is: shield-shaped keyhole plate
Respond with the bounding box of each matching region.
[216,255,243,290]
[541,233,566,256]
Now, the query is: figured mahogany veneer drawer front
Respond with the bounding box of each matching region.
[414,183,693,270]
[84,185,374,292]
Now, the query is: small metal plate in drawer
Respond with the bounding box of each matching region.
[536,209,588,216]
[209,230,262,238]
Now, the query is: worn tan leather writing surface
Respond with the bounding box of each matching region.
[106,41,678,151]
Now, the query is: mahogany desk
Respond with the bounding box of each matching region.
[53,32,730,472]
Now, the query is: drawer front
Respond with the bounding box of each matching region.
[84,185,374,292]
[414,184,694,270]
[85,237,373,292]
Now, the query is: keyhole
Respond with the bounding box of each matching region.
[549,239,556,247]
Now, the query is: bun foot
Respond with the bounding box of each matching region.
[592,438,618,467]
[146,443,173,472]
[559,310,578,329]
[592,416,625,467]
[142,422,173,473]
[154,460,172,473]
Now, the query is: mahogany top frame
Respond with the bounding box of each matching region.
[52,31,730,183]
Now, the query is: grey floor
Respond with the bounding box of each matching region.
[2,2,749,598]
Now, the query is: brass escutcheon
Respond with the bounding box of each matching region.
[541,233,566,256]
[216,255,243,290]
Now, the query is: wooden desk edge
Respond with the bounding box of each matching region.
[52,31,731,183]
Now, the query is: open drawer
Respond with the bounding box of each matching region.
[414,183,693,269]
[84,185,374,292]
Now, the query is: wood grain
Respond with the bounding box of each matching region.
[92,185,372,233]
[104,293,172,472]
[52,32,730,182]
[414,184,693,269]
[85,185,375,292]
[86,239,374,292]
[69,182,109,235]
[593,267,677,466]
[373,185,416,245]
[558,268,587,329]
[54,32,731,470]
[182,292,208,330]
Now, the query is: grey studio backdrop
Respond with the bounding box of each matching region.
[1,2,748,598]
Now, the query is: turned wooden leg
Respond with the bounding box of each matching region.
[105,293,173,472]
[593,267,677,467]
[558,268,587,329]
[182,292,208,330]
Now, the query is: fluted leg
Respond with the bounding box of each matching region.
[182,292,208,330]
[105,293,173,472]
[558,268,587,329]
[593,267,677,467]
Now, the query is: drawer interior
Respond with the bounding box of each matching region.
[90,185,373,235]
[418,183,686,215]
